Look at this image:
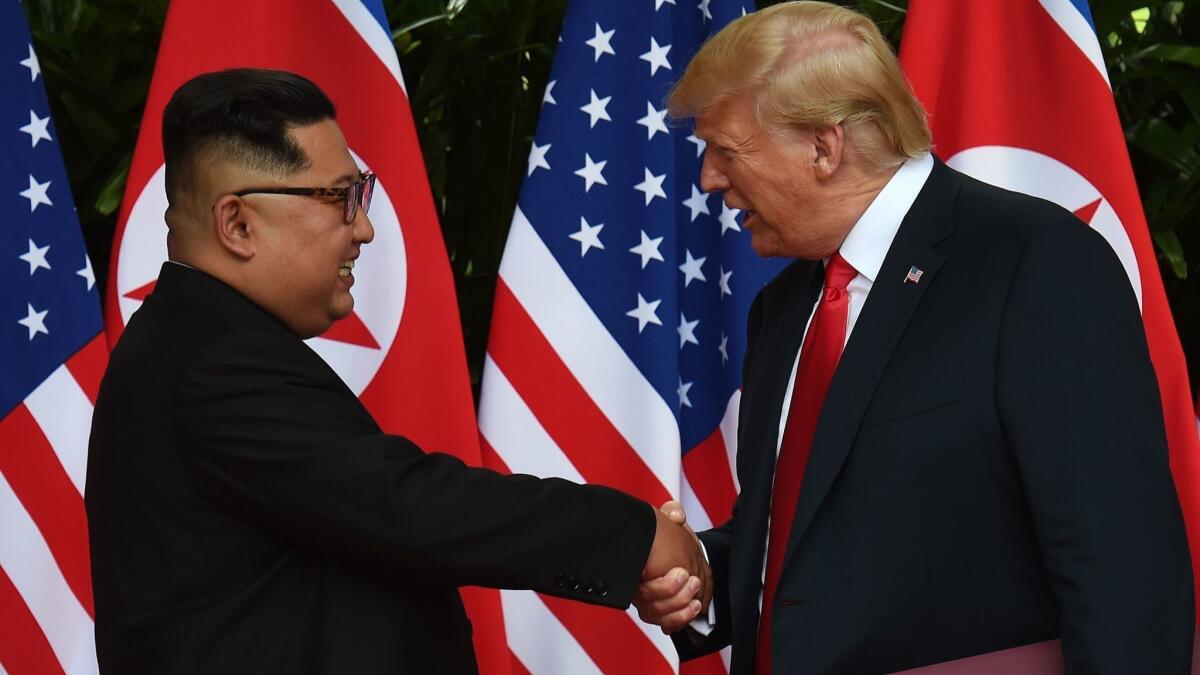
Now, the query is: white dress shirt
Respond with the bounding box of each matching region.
[690,152,934,634]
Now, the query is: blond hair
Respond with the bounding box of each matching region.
[669,1,930,170]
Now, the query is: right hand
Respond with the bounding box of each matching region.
[635,501,711,633]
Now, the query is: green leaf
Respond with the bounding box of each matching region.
[1133,43,1200,66]
[94,157,130,216]
[1152,229,1188,279]
[393,13,448,39]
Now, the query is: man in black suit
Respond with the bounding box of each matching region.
[632,2,1194,673]
[86,68,708,673]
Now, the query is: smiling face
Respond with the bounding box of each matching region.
[695,95,850,260]
[234,120,375,338]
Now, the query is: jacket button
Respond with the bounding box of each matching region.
[553,574,567,588]
[580,578,595,593]
[596,582,609,597]
[568,575,581,591]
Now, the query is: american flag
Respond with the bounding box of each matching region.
[477,1,786,673]
[0,2,105,672]
[904,266,924,285]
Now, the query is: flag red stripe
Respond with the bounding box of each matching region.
[681,652,730,675]
[488,280,673,507]
[509,649,532,675]
[481,438,674,675]
[683,428,737,524]
[64,333,107,405]
[0,406,94,617]
[0,565,64,675]
[537,595,675,675]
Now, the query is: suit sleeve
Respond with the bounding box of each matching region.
[172,330,656,609]
[996,222,1194,673]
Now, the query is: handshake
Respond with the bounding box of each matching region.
[637,501,712,634]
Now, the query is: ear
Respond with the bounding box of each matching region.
[811,124,845,180]
[211,195,256,260]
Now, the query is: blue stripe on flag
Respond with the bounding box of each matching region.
[356,0,392,37]
[1067,0,1096,32]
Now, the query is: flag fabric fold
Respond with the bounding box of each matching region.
[105,1,508,672]
[476,1,787,672]
[1,3,106,673]
[900,0,1200,628]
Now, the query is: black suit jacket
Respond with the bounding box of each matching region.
[677,161,1193,674]
[86,263,655,674]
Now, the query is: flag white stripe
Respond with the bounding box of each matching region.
[718,390,741,494]
[1038,0,1110,88]
[478,356,585,483]
[0,471,96,674]
[500,208,681,496]
[329,0,407,94]
[501,590,603,675]
[680,473,716,532]
[23,366,93,497]
[623,603,681,670]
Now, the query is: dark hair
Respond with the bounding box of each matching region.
[161,68,336,205]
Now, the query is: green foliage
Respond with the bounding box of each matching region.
[26,0,1200,386]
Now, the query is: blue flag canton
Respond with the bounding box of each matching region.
[0,2,103,419]
[517,0,787,452]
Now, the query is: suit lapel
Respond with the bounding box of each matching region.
[781,161,961,568]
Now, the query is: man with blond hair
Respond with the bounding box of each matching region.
[633,2,1192,673]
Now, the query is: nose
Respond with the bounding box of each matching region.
[699,152,729,193]
[353,208,375,245]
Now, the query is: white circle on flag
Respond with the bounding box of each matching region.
[116,152,407,395]
[946,146,1142,310]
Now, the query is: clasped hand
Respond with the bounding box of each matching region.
[637,501,711,634]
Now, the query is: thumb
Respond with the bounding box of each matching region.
[659,500,686,525]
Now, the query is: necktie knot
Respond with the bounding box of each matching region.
[825,253,857,291]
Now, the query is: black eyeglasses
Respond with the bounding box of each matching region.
[233,171,376,224]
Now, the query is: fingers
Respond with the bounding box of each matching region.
[656,597,703,634]
[659,500,686,525]
[633,568,704,633]
[636,567,689,601]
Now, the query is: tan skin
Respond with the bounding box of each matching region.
[166,119,375,339]
[633,95,902,634]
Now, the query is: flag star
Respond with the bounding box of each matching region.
[634,167,667,205]
[718,333,730,364]
[20,174,53,212]
[719,266,733,296]
[580,89,613,128]
[687,133,706,157]
[78,255,96,291]
[574,153,608,192]
[655,0,676,9]
[627,293,663,332]
[19,239,50,275]
[585,23,616,62]
[719,202,742,234]
[682,184,711,221]
[20,110,52,147]
[637,102,670,140]
[18,303,49,340]
[639,37,672,76]
[679,250,707,287]
[678,378,694,408]
[20,44,40,82]
[527,141,551,176]
[698,0,713,21]
[629,230,665,268]
[543,80,557,105]
[678,312,701,348]
[569,216,605,256]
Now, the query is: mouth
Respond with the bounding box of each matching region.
[338,258,355,279]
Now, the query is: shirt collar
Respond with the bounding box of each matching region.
[838,153,934,283]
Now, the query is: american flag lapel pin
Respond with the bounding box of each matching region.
[904,265,924,285]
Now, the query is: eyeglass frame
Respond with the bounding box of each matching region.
[231,171,377,225]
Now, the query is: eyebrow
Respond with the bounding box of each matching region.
[333,171,362,186]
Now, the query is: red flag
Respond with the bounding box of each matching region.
[104,2,508,672]
[900,0,1200,625]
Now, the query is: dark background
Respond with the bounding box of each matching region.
[23,0,1200,391]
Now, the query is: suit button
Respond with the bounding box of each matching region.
[568,575,581,591]
[596,582,609,597]
[553,574,567,588]
[580,578,595,593]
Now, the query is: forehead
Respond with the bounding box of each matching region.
[289,119,359,179]
[694,95,761,142]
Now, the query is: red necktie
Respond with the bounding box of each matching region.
[755,254,857,675]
